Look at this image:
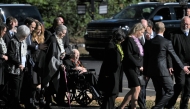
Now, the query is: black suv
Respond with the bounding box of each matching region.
[84,2,188,58]
[0,4,43,25]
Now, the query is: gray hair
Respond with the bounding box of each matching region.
[15,25,30,39]
[71,49,79,55]
[55,25,67,34]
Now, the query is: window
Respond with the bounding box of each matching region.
[0,6,43,25]
[142,7,155,19]
[174,7,184,20]
[0,8,5,23]
[113,5,155,19]
[113,7,137,19]
[155,8,171,20]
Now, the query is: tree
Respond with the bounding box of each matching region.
[1,0,139,37]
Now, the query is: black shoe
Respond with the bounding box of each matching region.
[25,102,38,109]
[57,102,70,107]
[44,104,52,109]
[165,105,174,109]
[167,106,174,109]
[128,105,131,109]
[39,98,46,107]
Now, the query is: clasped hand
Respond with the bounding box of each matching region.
[75,67,87,74]
[183,66,190,74]
[39,44,48,50]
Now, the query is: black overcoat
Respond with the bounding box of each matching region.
[3,31,14,48]
[97,41,123,94]
[0,43,5,85]
[168,30,190,70]
[41,35,63,92]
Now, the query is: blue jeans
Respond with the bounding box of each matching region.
[138,85,146,109]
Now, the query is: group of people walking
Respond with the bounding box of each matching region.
[98,16,190,109]
[0,16,80,109]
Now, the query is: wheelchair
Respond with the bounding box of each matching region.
[63,69,103,106]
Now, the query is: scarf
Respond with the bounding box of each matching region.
[116,43,124,61]
[54,34,65,54]
[21,40,28,57]
[0,38,7,54]
[132,36,144,56]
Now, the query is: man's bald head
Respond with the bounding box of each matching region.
[71,49,80,61]
[141,19,148,30]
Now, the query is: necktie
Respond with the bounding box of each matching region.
[26,35,31,45]
[10,32,13,37]
[186,32,188,36]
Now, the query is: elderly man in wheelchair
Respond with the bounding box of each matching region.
[58,49,103,106]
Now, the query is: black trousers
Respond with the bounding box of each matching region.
[151,76,174,109]
[21,68,36,108]
[167,69,190,109]
[100,93,117,109]
[8,72,24,109]
[56,70,67,105]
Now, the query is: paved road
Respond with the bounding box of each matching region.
[80,56,156,97]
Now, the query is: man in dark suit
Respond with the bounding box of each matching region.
[3,16,16,48]
[143,22,190,109]
[138,19,156,109]
[166,16,190,109]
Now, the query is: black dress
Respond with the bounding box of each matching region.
[122,37,143,88]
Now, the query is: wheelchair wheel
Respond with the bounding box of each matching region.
[63,89,75,105]
[75,88,93,106]
[97,97,103,106]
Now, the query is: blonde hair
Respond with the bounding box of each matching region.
[128,23,144,36]
[154,22,165,33]
[32,21,45,44]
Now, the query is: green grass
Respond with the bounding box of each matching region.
[74,100,190,109]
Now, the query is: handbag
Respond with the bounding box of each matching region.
[138,75,146,85]
[135,67,146,85]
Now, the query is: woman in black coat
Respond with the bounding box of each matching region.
[98,28,125,109]
[0,24,8,85]
[118,23,145,109]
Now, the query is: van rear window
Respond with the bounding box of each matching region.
[0,6,43,25]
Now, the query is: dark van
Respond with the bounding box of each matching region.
[0,4,43,25]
